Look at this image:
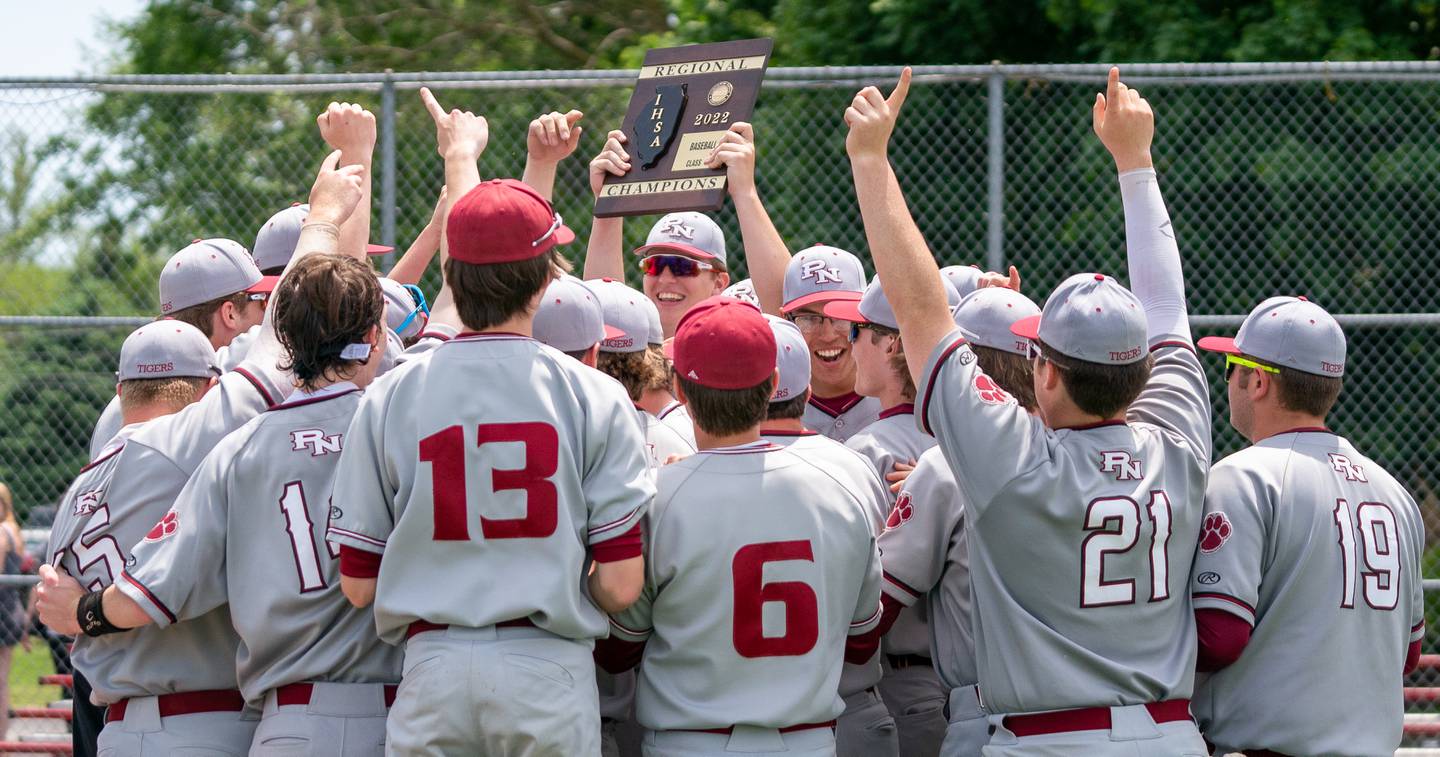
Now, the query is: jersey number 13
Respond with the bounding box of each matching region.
[420,422,559,541]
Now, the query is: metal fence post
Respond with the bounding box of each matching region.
[985,65,1005,273]
[380,69,397,266]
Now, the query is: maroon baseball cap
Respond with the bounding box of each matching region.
[446,179,575,265]
[672,296,776,390]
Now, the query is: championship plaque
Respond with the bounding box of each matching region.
[593,38,773,217]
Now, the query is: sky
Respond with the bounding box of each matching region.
[0,0,147,77]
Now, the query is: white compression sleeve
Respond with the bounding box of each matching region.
[1119,167,1190,343]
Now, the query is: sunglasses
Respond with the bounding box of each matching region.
[848,322,896,343]
[1225,354,1280,380]
[639,255,716,278]
[396,283,431,335]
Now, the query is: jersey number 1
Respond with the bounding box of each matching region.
[279,481,338,593]
[1333,499,1400,610]
[420,423,559,541]
[1081,491,1173,607]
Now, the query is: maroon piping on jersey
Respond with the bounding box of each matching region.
[1149,339,1196,354]
[233,367,277,407]
[877,403,915,420]
[119,571,177,624]
[1055,419,1129,432]
[917,335,969,435]
[758,427,817,437]
[1262,426,1333,441]
[1193,591,1256,617]
[807,391,866,418]
[78,444,125,474]
[268,387,361,411]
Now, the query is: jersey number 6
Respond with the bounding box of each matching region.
[732,541,820,658]
[420,422,560,541]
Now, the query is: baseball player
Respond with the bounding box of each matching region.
[584,122,793,331]
[589,278,697,471]
[86,239,275,458]
[39,255,399,757]
[756,314,898,757]
[867,287,1042,757]
[722,278,760,307]
[598,297,885,757]
[774,246,882,442]
[326,86,653,757]
[533,274,623,366]
[1189,297,1423,756]
[36,146,367,756]
[826,274,960,501]
[844,66,1212,755]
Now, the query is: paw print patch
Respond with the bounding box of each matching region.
[973,374,1013,405]
[144,510,179,543]
[886,492,915,530]
[1198,511,1232,554]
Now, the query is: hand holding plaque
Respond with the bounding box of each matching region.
[593,38,773,217]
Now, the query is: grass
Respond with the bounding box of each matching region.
[8,643,59,709]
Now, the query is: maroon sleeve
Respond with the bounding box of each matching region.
[592,523,643,563]
[1406,638,1422,675]
[594,634,647,674]
[339,545,382,578]
[844,594,905,665]
[1195,608,1252,672]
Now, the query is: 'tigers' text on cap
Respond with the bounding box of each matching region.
[117,320,220,381]
[953,287,1043,356]
[1011,273,1149,366]
[588,278,659,354]
[158,239,265,314]
[1198,296,1346,376]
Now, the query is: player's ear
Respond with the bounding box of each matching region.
[672,378,689,405]
[115,382,122,399]
[582,344,599,368]
[714,271,730,293]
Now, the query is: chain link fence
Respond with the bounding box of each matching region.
[1,62,1439,746]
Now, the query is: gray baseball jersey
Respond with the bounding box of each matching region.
[803,392,882,443]
[656,401,697,448]
[608,441,885,731]
[87,397,124,461]
[845,405,934,507]
[917,334,1211,714]
[216,324,259,372]
[1191,430,1423,757]
[878,447,975,689]
[762,428,889,695]
[392,323,458,366]
[327,333,654,644]
[638,407,695,471]
[116,383,401,706]
[60,362,287,704]
[48,424,146,582]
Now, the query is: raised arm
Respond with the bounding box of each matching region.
[583,130,631,281]
[386,187,447,285]
[845,68,955,383]
[1094,67,1189,344]
[522,110,584,202]
[706,122,791,315]
[317,102,377,259]
[421,87,489,203]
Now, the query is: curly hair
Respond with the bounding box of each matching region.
[273,254,385,392]
[597,350,666,402]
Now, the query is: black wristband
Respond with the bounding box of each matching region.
[76,591,124,637]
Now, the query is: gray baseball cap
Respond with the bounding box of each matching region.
[635,212,727,267]
[645,293,665,346]
[534,276,621,353]
[253,203,308,272]
[781,246,866,313]
[941,265,984,298]
[765,314,811,402]
[117,320,220,381]
[823,274,961,331]
[378,278,428,341]
[588,278,657,354]
[722,278,760,308]
[1198,296,1346,377]
[953,287,1042,356]
[1012,273,1148,365]
[158,238,270,314]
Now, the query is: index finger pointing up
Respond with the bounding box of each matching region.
[1106,66,1120,107]
[888,66,912,112]
[420,87,446,122]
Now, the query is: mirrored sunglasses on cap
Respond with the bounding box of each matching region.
[639,254,716,278]
[1225,353,1280,379]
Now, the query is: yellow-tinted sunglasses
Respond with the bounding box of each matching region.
[1225,354,1280,380]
